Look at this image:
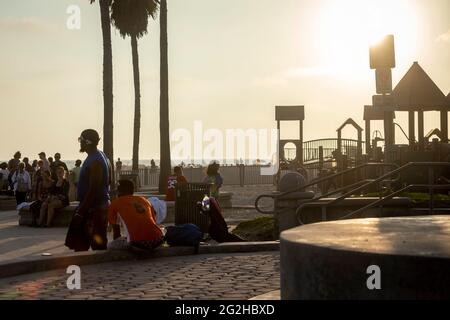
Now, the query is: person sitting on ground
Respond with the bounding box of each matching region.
[11,162,31,205]
[203,161,223,198]
[38,166,69,227]
[0,162,10,191]
[165,166,188,201]
[107,179,164,251]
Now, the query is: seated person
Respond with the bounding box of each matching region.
[38,166,69,227]
[165,166,188,201]
[108,179,164,251]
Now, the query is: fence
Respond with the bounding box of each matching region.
[116,165,279,188]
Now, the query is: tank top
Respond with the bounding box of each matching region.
[77,150,110,207]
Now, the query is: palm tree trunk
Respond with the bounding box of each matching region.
[99,0,114,183]
[131,35,141,172]
[158,0,171,193]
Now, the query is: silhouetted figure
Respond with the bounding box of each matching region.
[65,129,111,252]
[38,152,50,171]
[116,158,122,172]
[107,179,164,251]
[11,162,31,205]
[22,157,34,174]
[38,166,69,227]
[166,166,188,201]
[0,162,10,191]
[7,151,21,188]
[50,152,69,181]
[203,161,223,198]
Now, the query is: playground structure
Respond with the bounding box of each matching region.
[257,35,450,231]
[273,35,449,188]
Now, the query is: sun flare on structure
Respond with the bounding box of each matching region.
[313,0,419,73]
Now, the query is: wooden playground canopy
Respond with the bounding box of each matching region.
[365,61,450,148]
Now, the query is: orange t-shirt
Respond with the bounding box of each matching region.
[108,195,163,242]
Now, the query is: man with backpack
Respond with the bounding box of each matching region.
[11,162,32,205]
[107,179,164,251]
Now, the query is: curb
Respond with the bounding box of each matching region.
[0,241,279,279]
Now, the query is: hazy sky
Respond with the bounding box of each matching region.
[0,0,449,162]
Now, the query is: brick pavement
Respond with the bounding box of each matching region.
[0,251,279,300]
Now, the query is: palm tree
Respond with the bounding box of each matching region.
[111,0,159,171]
[90,0,114,179]
[158,0,171,194]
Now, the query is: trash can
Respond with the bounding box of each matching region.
[175,183,211,233]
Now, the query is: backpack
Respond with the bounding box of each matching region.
[16,173,28,192]
[165,224,203,247]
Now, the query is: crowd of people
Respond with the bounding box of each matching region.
[0,151,82,227]
[2,129,227,253]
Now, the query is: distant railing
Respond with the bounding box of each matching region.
[303,138,364,163]
[116,165,281,188]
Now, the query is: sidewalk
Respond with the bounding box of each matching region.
[0,210,279,279]
[0,211,72,264]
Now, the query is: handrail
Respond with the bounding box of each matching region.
[338,183,450,220]
[254,162,399,214]
[296,162,450,224]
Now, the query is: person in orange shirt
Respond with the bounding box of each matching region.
[165,166,188,201]
[107,179,164,251]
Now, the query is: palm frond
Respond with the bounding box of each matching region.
[111,0,159,38]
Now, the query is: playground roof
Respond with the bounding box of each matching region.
[337,118,363,132]
[392,62,447,111]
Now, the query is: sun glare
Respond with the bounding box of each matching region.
[313,0,419,75]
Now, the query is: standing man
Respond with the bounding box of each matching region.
[65,129,112,251]
[38,152,50,171]
[11,162,32,205]
[116,158,122,172]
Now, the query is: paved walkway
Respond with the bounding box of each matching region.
[0,251,280,300]
[0,211,73,263]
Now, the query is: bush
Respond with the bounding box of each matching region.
[231,216,277,241]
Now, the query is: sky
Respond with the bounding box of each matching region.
[0,0,449,162]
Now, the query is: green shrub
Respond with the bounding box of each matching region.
[231,216,277,241]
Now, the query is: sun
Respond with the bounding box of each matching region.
[313,0,419,73]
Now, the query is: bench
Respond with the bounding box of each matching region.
[18,200,176,227]
[19,202,78,227]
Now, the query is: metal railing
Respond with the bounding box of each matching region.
[303,138,365,163]
[296,162,450,224]
[254,162,399,214]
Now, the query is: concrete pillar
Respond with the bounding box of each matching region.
[418,110,424,150]
[357,130,362,164]
[408,111,415,148]
[440,110,448,143]
[365,120,371,155]
[299,120,304,165]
